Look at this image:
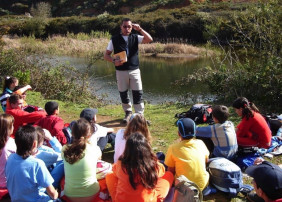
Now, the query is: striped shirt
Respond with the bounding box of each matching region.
[196,121,238,159]
[0,88,13,112]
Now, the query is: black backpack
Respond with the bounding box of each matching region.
[263,113,282,135]
[175,104,214,124]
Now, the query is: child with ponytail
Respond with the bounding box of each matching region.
[233,97,271,149]
[62,118,101,202]
[0,77,18,111]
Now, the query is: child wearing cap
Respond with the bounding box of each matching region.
[246,161,282,202]
[80,108,116,152]
[165,118,210,191]
[196,105,238,160]
[35,101,67,145]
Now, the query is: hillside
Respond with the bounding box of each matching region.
[0,0,247,17]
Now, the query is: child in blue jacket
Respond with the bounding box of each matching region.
[196,105,238,160]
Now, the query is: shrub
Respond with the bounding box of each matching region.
[0,48,100,106]
[30,2,52,18]
[180,0,282,111]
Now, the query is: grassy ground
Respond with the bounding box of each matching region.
[1,91,281,201]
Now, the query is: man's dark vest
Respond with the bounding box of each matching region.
[112,34,139,71]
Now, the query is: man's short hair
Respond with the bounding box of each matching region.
[9,94,22,104]
[15,125,37,159]
[45,101,59,115]
[121,18,131,24]
[212,105,229,124]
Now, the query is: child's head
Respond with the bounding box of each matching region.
[232,97,259,120]
[13,85,27,100]
[124,113,151,142]
[120,132,158,190]
[45,101,59,116]
[72,118,91,141]
[212,105,229,124]
[15,125,38,159]
[80,108,98,134]
[9,94,24,110]
[34,126,45,148]
[246,161,282,201]
[177,118,196,140]
[0,114,14,150]
[80,108,98,123]
[64,118,91,164]
[3,76,18,92]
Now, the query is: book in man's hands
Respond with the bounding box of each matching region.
[113,51,127,63]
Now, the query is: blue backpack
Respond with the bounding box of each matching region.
[207,157,243,198]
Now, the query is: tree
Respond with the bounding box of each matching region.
[181,0,281,110]
[30,2,52,19]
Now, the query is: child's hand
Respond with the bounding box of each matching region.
[43,129,53,141]
[25,85,32,90]
[254,157,264,165]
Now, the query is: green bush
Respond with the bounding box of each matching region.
[181,0,282,111]
[0,47,100,106]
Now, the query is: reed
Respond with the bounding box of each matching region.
[2,34,214,59]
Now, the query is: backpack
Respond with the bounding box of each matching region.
[173,175,203,202]
[62,122,74,144]
[263,113,282,135]
[175,104,213,124]
[207,157,243,198]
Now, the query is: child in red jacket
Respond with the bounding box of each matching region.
[233,97,271,149]
[35,101,67,145]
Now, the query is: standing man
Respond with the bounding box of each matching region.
[104,18,153,124]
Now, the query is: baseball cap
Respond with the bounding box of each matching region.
[245,161,282,200]
[80,108,98,122]
[177,118,196,138]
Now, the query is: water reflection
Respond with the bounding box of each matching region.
[44,55,213,104]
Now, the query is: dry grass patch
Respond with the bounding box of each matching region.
[2,35,215,59]
[140,42,214,58]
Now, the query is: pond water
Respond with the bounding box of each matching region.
[47,55,214,104]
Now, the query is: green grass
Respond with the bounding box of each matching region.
[1,90,281,202]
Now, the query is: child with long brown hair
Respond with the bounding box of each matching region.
[0,114,16,188]
[62,118,101,202]
[106,132,173,202]
[114,113,151,162]
[233,97,272,148]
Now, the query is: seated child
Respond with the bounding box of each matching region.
[12,85,44,112]
[196,105,238,160]
[80,108,116,151]
[62,118,101,201]
[34,126,64,189]
[246,161,282,202]
[34,126,62,167]
[106,132,173,202]
[0,76,18,112]
[233,97,271,149]
[5,125,58,201]
[165,118,210,191]
[114,113,151,162]
[0,114,16,188]
[6,94,46,137]
[36,101,67,145]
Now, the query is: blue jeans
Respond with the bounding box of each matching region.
[51,160,64,189]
